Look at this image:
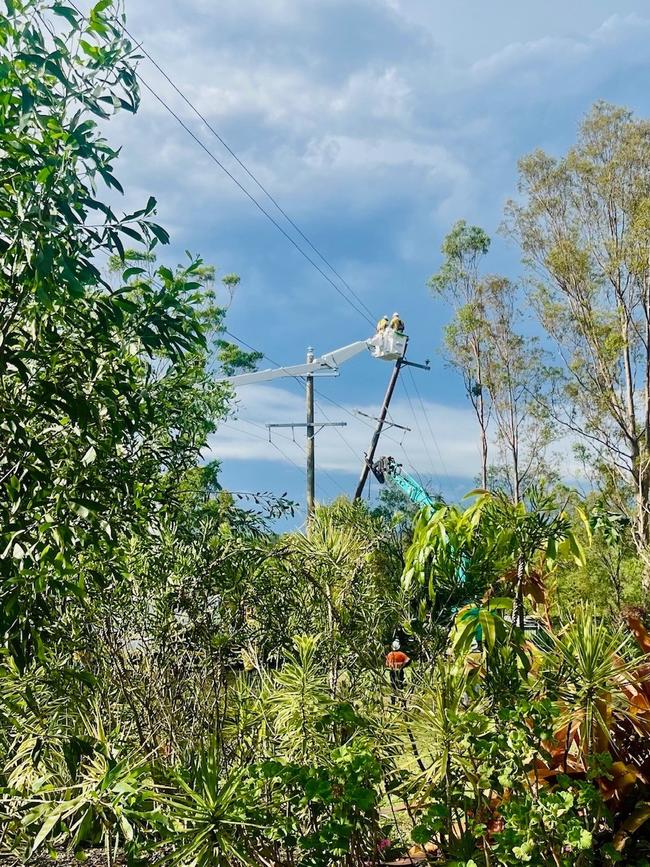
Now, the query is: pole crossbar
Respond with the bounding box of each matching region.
[266,423,347,429]
[353,410,412,432]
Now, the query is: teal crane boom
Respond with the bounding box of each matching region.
[371,456,470,591]
[370,456,436,508]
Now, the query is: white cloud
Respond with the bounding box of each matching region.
[93,0,650,505]
[206,382,482,480]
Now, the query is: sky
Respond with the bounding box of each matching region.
[104,0,650,526]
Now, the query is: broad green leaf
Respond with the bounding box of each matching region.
[81,445,97,466]
[52,4,79,26]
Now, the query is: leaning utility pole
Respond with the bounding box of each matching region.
[354,338,430,500]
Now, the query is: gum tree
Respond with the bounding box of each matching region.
[429,221,491,489]
[505,102,650,576]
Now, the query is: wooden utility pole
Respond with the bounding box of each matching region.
[354,339,409,500]
[353,338,430,500]
[306,347,315,517]
[266,346,346,520]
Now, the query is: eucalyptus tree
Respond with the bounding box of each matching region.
[481,276,553,502]
[505,102,650,575]
[429,221,492,488]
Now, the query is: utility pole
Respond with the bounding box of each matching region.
[266,346,346,520]
[306,347,315,517]
[354,338,430,500]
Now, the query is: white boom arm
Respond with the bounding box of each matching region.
[217,339,373,386]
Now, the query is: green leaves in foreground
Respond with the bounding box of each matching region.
[153,756,256,867]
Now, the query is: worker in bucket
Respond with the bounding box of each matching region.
[376,314,389,332]
[390,312,405,333]
[385,638,410,690]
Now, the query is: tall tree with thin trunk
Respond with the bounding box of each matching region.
[481,276,552,503]
[505,102,650,577]
[429,221,492,489]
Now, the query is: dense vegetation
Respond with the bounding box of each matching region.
[2,2,650,866]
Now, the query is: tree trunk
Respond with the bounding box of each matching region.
[481,428,488,491]
[634,453,650,592]
[514,555,525,630]
[476,351,488,490]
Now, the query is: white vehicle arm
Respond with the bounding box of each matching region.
[217,339,373,386]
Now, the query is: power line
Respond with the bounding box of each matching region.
[399,377,432,489]
[221,421,307,478]
[224,418,345,500]
[136,74,374,326]
[115,23,376,323]
[407,367,450,481]
[67,0,375,327]
[289,435,347,499]
[312,383,410,451]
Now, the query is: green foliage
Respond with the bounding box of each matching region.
[0,0,264,671]
[506,101,650,562]
[252,744,382,866]
[153,754,257,867]
[4,15,650,865]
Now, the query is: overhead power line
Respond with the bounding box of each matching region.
[116,24,376,324]
[399,377,434,489]
[136,75,374,327]
[221,420,340,500]
[67,1,375,327]
[407,368,450,482]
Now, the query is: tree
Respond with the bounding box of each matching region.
[0,0,256,664]
[505,102,650,575]
[481,276,553,502]
[429,221,491,488]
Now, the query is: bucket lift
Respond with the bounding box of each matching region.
[216,326,410,516]
[216,329,408,386]
[370,455,437,509]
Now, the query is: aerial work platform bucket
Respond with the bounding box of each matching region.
[368,329,407,361]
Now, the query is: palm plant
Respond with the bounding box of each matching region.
[152,748,261,867]
[544,606,642,764]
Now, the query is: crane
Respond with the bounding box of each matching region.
[216,330,407,386]
[369,456,437,509]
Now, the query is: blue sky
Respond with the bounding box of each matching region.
[107,0,650,525]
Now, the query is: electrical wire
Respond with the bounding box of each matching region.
[222,417,344,500]
[113,21,377,323]
[67,0,376,327]
[224,331,444,501]
[399,377,432,489]
[220,421,308,479]
[407,367,450,481]
[312,384,409,453]
[289,435,347,498]
[135,74,374,326]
